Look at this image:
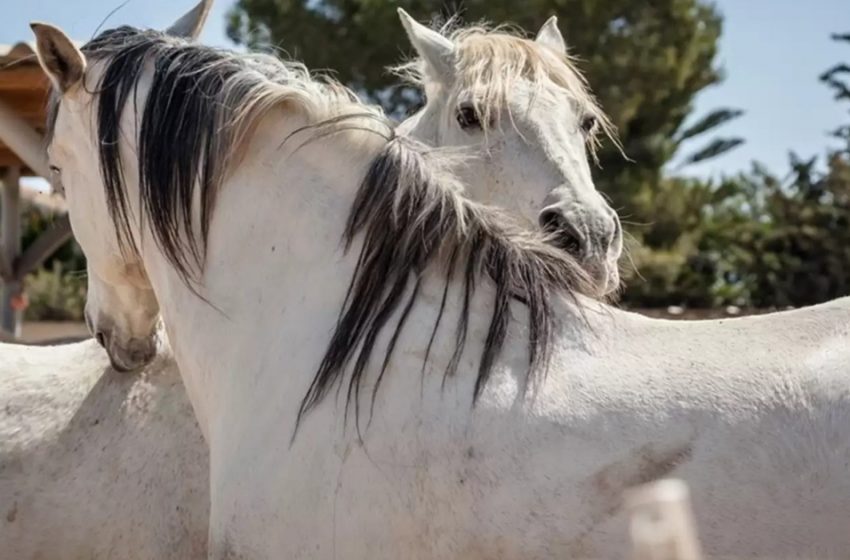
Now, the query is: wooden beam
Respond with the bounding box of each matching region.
[0,91,49,123]
[0,147,36,173]
[0,67,49,92]
[13,214,72,280]
[0,97,49,178]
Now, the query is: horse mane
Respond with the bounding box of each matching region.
[49,26,596,429]
[392,22,617,156]
[297,135,594,428]
[49,25,365,281]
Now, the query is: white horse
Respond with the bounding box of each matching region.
[1,7,623,559]
[0,341,208,559]
[395,12,622,290]
[32,4,850,559]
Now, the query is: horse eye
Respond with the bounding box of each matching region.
[456,104,482,130]
[49,164,62,175]
[580,115,597,135]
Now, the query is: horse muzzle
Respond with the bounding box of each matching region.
[97,330,158,372]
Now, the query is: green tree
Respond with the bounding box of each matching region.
[717,155,850,307]
[626,31,850,309]
[706,31,850,307]
[820,32,850,151]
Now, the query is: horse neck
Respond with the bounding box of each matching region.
[139,104,385,441]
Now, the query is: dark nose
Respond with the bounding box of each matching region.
[538,208,587,259]
[108,337,157,373]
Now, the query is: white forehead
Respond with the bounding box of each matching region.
[460,76,584,117]
[434,32,603,128]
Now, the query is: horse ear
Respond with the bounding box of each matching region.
[397,8,455,83]
[166,0,214,40]
[30,22,86,93]
[535,16,567,53]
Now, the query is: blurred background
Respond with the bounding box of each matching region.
[0,0,848,340]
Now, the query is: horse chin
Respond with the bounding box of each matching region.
[600,265,621,299]
[106,336,158,373]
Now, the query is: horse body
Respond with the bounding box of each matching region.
[187,205,850,558]
[200,289,850,559]
[5,300,848,559]
[0,340,208,559]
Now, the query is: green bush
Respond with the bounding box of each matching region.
[24,261,87,321]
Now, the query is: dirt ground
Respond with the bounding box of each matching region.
[17,321,90,344]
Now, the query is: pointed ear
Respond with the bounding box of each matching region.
[535,16,567,53]
[30,22,86,93]
[397,8,455,83]
[166,0,214,40]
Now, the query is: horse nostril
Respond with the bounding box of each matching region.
[558,231,583,257]
[539,209,585,259]
[95,331,107,348]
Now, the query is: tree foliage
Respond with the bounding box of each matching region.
[624,154,850,308]
[625,30,850,308]
[821,33,850,150]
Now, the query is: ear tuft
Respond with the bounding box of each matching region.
[31,22,86,93]
[535,16,567,53]
[397,8,456,83]
[166,0,214,40]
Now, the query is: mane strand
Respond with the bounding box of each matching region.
[73,26,362,283]
[296,137,594,428]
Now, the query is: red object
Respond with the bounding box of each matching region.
[10,292,28,311]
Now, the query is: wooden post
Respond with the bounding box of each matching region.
[625,479,703,560]
[1,166,22,337]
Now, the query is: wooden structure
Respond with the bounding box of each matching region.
[0,42,73,337]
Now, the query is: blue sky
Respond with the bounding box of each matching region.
[677,0,848,177]
[2,0,848,180]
